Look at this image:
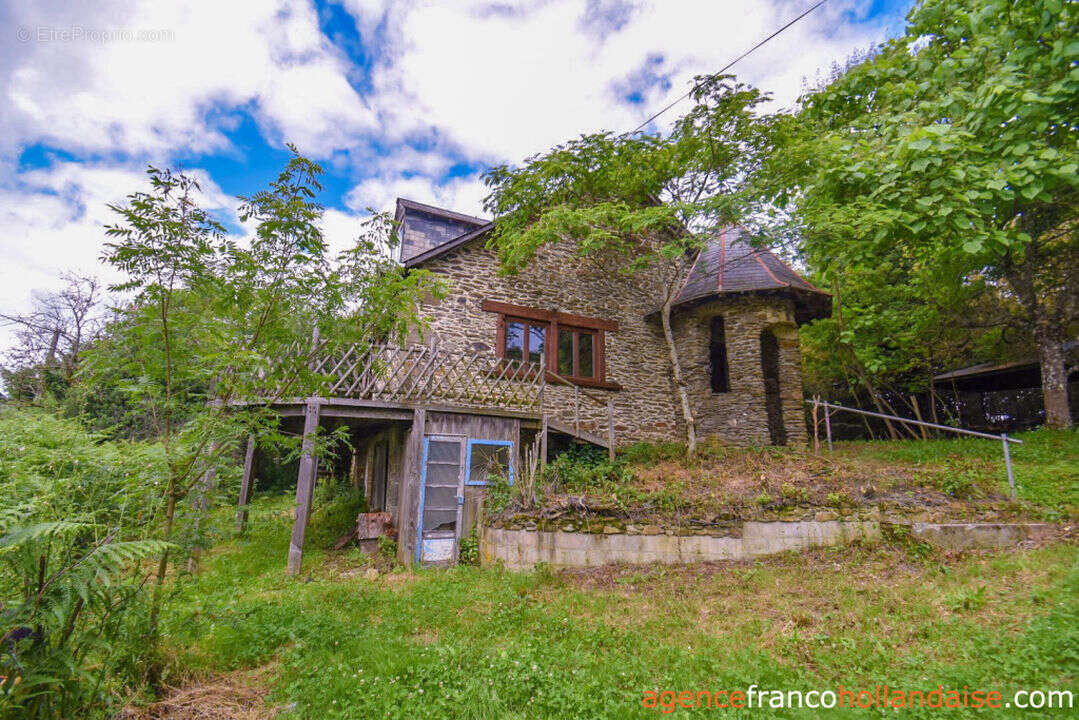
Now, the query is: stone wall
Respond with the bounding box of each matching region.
[480,521,1053,570]
[415,240,683,444]
[481,520,879,570]
[672,296,807,445]
[415,238,808,446]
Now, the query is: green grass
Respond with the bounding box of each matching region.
[159,493,1079,719]
[835,427,1079,515]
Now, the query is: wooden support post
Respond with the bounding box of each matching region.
[287,399,322,576]
[397,408,426,566]
[236,435,256,534]
[811,397,820,454]
[824,402,833,453]
[363,439,374,504]
[540,413,548,474]
[349,444,362,491]
[910,394,929,440]
[606,398,615,462]
[188,441,221,573]
[574,386,580,435]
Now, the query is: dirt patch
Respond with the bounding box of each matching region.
[121,667,278,720]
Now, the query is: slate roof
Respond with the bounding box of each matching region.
[673,227,831,324]
[397,200,830,324]
[402,220,494,268]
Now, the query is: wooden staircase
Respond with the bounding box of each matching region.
[545,417,611,449]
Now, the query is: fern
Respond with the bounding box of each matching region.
[0,521,173,719]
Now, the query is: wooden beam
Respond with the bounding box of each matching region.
[188,441,221,573]
[287,399,322,575]
[236,435,256,533]
[397,407,426,565]
[319,407,412,421]
[540,413,548,474]
[479,299,618,331]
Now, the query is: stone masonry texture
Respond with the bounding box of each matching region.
[413,237,808,446]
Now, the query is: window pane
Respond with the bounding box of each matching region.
[558,329,573,375]
[427,440,459,464]
[469,443,511,484]
[528,324,546,365]
[423,508,458,533]
[578,332,594,378]
[424,486,459,509]
[505,321,524,362]
[426,463,460,487]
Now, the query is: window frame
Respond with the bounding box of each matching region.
[464,439,515,486]
[502,316,548,366]
[557,325,598,380]
[482,299,621,390]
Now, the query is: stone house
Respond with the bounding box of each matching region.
[247,197,829,571]
[398,197,830,447]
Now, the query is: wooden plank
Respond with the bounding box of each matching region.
[479,299,619,331]
[396,407,426,565]
[287,399,322,575]
[317,405,412,420]
[235,435,256,533]
[540,414,548,474]
[545,417,610,449]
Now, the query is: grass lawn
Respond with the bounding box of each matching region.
[832,427,1079,514]
[156,488,1078,719]
[510,428,1078,529]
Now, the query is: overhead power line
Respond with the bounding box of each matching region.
[630,0,830,133]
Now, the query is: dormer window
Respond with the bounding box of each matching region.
[482,299,620,389]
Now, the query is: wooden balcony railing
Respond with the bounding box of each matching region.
[305,342,545,411]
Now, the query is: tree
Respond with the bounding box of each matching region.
[760,0,1079,427]
[484,77,774,454]
[0,273,102,401]
[89,147,438,628]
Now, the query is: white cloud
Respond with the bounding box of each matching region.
[1,0,377,159]
[357,0,890,164]
[0,161,236,357]
[1,0,902,360]
[344,174,488,218]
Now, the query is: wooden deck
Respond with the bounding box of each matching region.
[237,342,617,575]
[302,341,545,412]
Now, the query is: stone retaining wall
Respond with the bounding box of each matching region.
[480,521,1052,570]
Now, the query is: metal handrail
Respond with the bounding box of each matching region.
[809,398,1022,500]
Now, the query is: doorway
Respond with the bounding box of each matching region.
[416,435,466,564]
[760,329,787,446]
[369,440,388,511]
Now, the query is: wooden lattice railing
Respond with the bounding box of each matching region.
[305,342,545,411]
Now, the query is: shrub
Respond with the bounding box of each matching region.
[0,520,170,720]
[458,531,479,566]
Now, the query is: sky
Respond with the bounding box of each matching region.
[0,0,914,355]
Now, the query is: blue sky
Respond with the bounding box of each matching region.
[1,0,913,350]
